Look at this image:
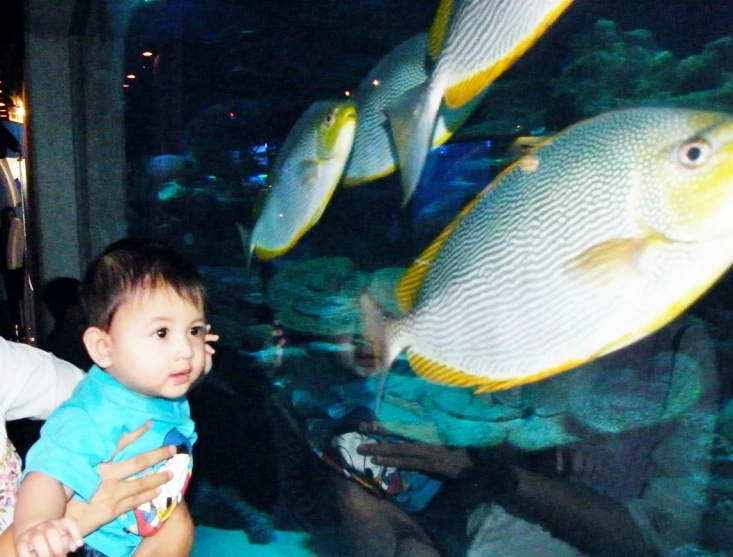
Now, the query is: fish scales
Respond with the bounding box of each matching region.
[382,107,733,389]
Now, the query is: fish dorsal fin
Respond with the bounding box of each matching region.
[444,0,574,109]
[396,182,491,312]
[427,0,454,61]
[395,157,517,313]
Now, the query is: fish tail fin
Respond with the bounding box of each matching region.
[236,222,255,271]
[386,83,442,206]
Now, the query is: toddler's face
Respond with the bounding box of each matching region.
[105,285,207,399]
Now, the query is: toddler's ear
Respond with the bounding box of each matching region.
[83,327,113,368]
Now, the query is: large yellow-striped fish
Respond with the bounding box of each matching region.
[244,100,357,261]
[343,33,484,187]
[363,107,733,393]
[388,0,574,204]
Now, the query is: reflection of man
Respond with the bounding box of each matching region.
[354,315,723,557]
[0,123,20,159]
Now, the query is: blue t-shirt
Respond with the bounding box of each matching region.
[23,366,196,557]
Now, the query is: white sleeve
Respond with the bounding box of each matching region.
[0,337,85,423]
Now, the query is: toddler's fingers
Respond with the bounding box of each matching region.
[60,517,84,548]
[43,526,68,556]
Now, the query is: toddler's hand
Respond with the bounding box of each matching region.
[14,517,84,557]
[204,324,219,373]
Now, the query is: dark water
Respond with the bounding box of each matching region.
[118,1,733,555]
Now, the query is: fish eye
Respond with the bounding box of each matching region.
[678,138,711,168]
[324,109,336,127]
[156,328,168,339]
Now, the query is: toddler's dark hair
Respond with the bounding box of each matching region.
[81,238,205,330]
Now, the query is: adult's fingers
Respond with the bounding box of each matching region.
[358,441,435,457]
[99,445,175,480]
[112,422,152,457]
[115,470,171,500]
[358,421,397,436]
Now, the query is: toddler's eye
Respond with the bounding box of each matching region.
[156,329,168,339]
[190,326,204,336]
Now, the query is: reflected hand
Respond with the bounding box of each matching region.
[357,421,472,479]
[66,422,175,535]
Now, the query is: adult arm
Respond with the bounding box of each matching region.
[1,502,194,557]
[0,430,178,556]
[358,423,655,557]
[497,465,656,557]
[0,337,84,422]
[12,472,82,557]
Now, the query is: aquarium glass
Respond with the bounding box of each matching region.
[122,1,733,555]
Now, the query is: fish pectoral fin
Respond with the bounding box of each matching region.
[564,238,650,287]
[298,160,321,188]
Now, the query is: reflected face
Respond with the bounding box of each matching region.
[105,285,207,399]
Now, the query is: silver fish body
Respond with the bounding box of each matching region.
[250,100,357,260]
[383,107,733,392]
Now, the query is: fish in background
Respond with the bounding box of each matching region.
[239,100,357,262]
[388,0,575,204]
[144,154,198,184]
[342,33,484,187]
[362,107,733,395]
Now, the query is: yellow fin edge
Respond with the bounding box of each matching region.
[444,0,574,109]
[395,153,523,312]
[255,181,338,261]
[427,0,454,60]
[342,164,397,187]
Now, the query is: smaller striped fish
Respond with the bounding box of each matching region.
[242,100,357,261]
[363,107,733,394]
[343,33,483,187]
[388,0,574,204]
